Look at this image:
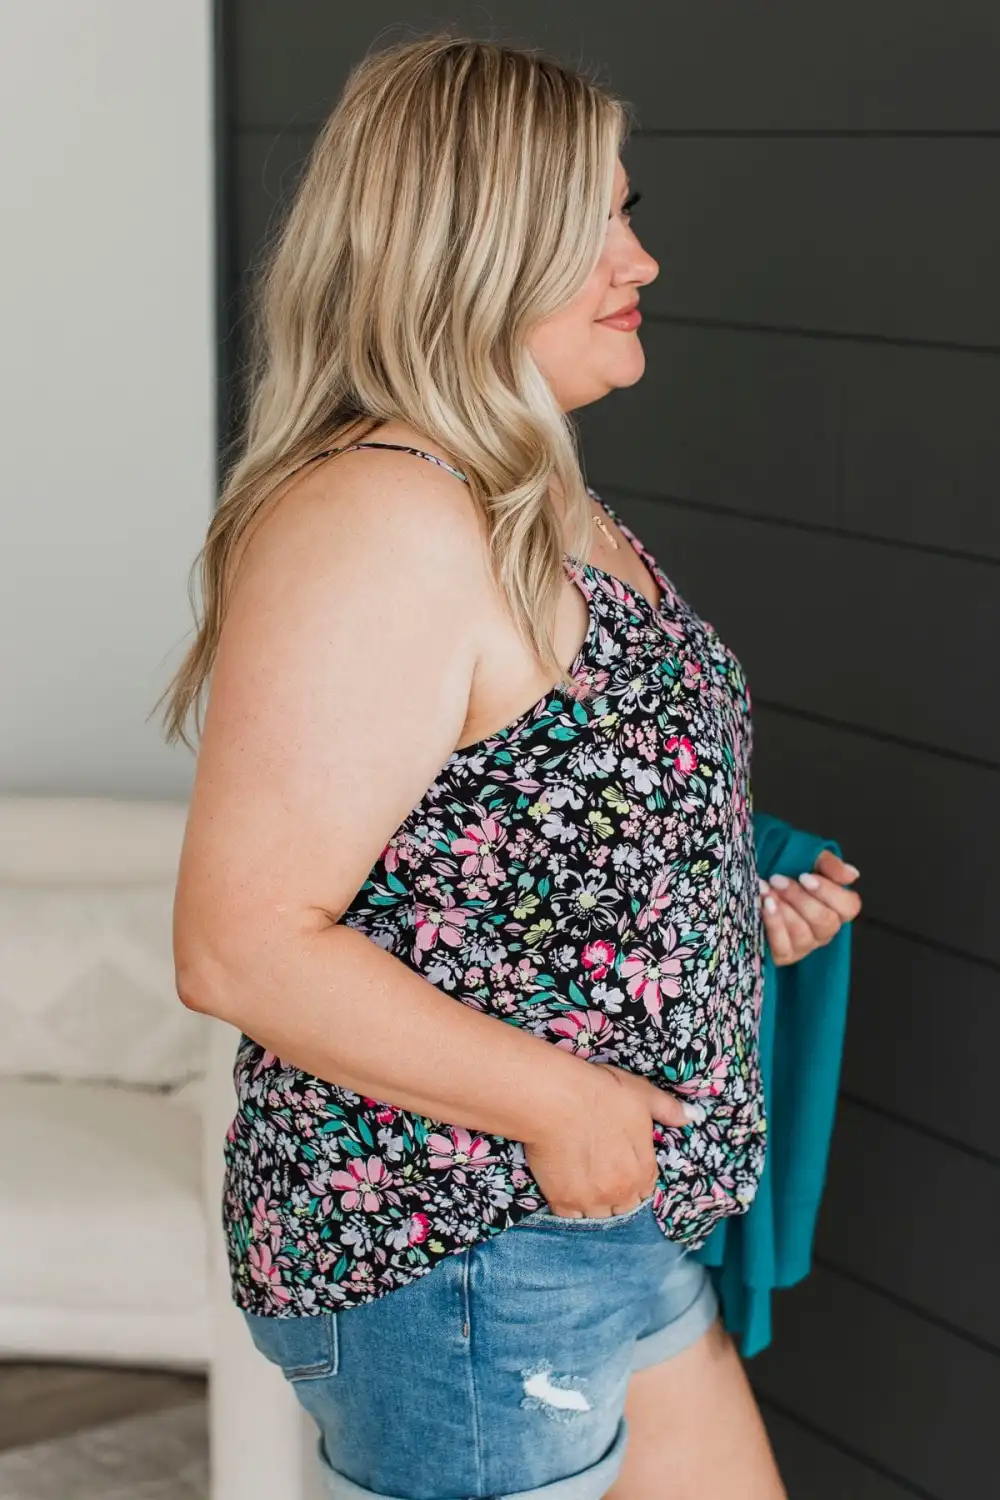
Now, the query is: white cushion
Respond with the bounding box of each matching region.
[0,1080,207,1320]
[0,882,208,1087]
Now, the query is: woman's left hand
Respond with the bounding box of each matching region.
[760,849,862,967]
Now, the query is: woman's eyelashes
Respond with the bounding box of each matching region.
[609,188,642,222]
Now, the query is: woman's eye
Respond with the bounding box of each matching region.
[607,188,642,224]
[620,189,642,220]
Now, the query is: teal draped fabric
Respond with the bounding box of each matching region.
[690,812,853,1357]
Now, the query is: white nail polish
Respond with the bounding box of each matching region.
[769,873,790,890]
[799,872,821,891]
[682,1103,706,1124]
[764,895,778,915]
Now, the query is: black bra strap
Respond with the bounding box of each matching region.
[313,441,469,484]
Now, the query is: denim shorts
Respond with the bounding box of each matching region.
[243,1194,719,1500]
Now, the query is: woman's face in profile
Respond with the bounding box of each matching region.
[528,158,659,413]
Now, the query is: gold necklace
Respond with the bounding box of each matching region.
[593,513,619,550]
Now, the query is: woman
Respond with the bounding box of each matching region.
[166,34,860,1500]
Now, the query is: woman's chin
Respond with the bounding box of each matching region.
[605,345,647,391]
[558,348,647,409]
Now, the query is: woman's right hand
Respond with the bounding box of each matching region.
[522,1063,701,1219]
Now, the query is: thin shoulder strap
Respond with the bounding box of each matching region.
[313,441,469,485]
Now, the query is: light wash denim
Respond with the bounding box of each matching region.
[244,1195,718,1500]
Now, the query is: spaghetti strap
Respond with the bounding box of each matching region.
[313,441,469,485]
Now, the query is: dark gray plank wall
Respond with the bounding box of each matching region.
[220,4,1000,1494]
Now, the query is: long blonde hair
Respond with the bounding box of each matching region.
[157,32,629,749]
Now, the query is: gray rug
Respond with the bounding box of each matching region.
[0,1399,207,1500]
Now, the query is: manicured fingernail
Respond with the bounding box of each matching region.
[764,895,778,915]
[843,864,860,880]
[682,1103,706,1124]
[758,877,770,893]
[769,873,790,890]
[799,872,821,891]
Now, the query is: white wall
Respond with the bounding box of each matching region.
[0,1,215,798]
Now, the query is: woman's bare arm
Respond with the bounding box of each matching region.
[174,451,689,1211]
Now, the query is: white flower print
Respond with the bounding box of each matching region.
[620,756,662,795]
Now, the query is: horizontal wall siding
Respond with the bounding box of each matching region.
[761,1406,926,1500]
[232,1,1000,131]
[750,707,997,963]
[840,344,1000,556]
[816,1100,1000,1348]
[578,323,1000,559]
[623,137,1000,344]
[751,1270,1000,1500]
[840,925,998,1158]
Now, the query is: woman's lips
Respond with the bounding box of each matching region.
[596,306,642,331]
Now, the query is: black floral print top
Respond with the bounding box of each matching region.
[223,445,767,1316]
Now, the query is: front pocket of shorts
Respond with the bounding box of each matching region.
[243,1309,339,1381]
[531,1191,656,1231]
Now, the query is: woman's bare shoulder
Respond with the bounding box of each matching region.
[234,430,486,605]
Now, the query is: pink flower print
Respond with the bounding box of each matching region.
[361,1094,398,1124]
[582,938,615,980]
[407,1213,430,1246]
[665,734,697,778]
[251,1192,282,1252]
[380,834,407,874]
[450,817,507,882]
[328,1156,394,1212]
[248,1244,291,1306]
[682,658,702,689]
[690,1180,734,1215]
[414,898,468,956]
[549,1009,616,1058]
[696,1055,730,1097]
[513,956,539,990]
[636,867,673,932]
[620,927,694,1021]
[426,1127,497,1172]
[347,1261,376,1291]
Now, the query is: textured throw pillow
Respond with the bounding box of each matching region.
[0,882,209,1087]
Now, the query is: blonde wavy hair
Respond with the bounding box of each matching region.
[157,32,630,750]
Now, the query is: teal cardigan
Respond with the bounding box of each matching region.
[690,811,853,1357]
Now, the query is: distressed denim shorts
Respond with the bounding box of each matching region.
[243,1193,719,1500]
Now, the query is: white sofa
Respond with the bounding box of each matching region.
[0,795,322,1500]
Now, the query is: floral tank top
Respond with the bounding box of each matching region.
[222,442,767,1317]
